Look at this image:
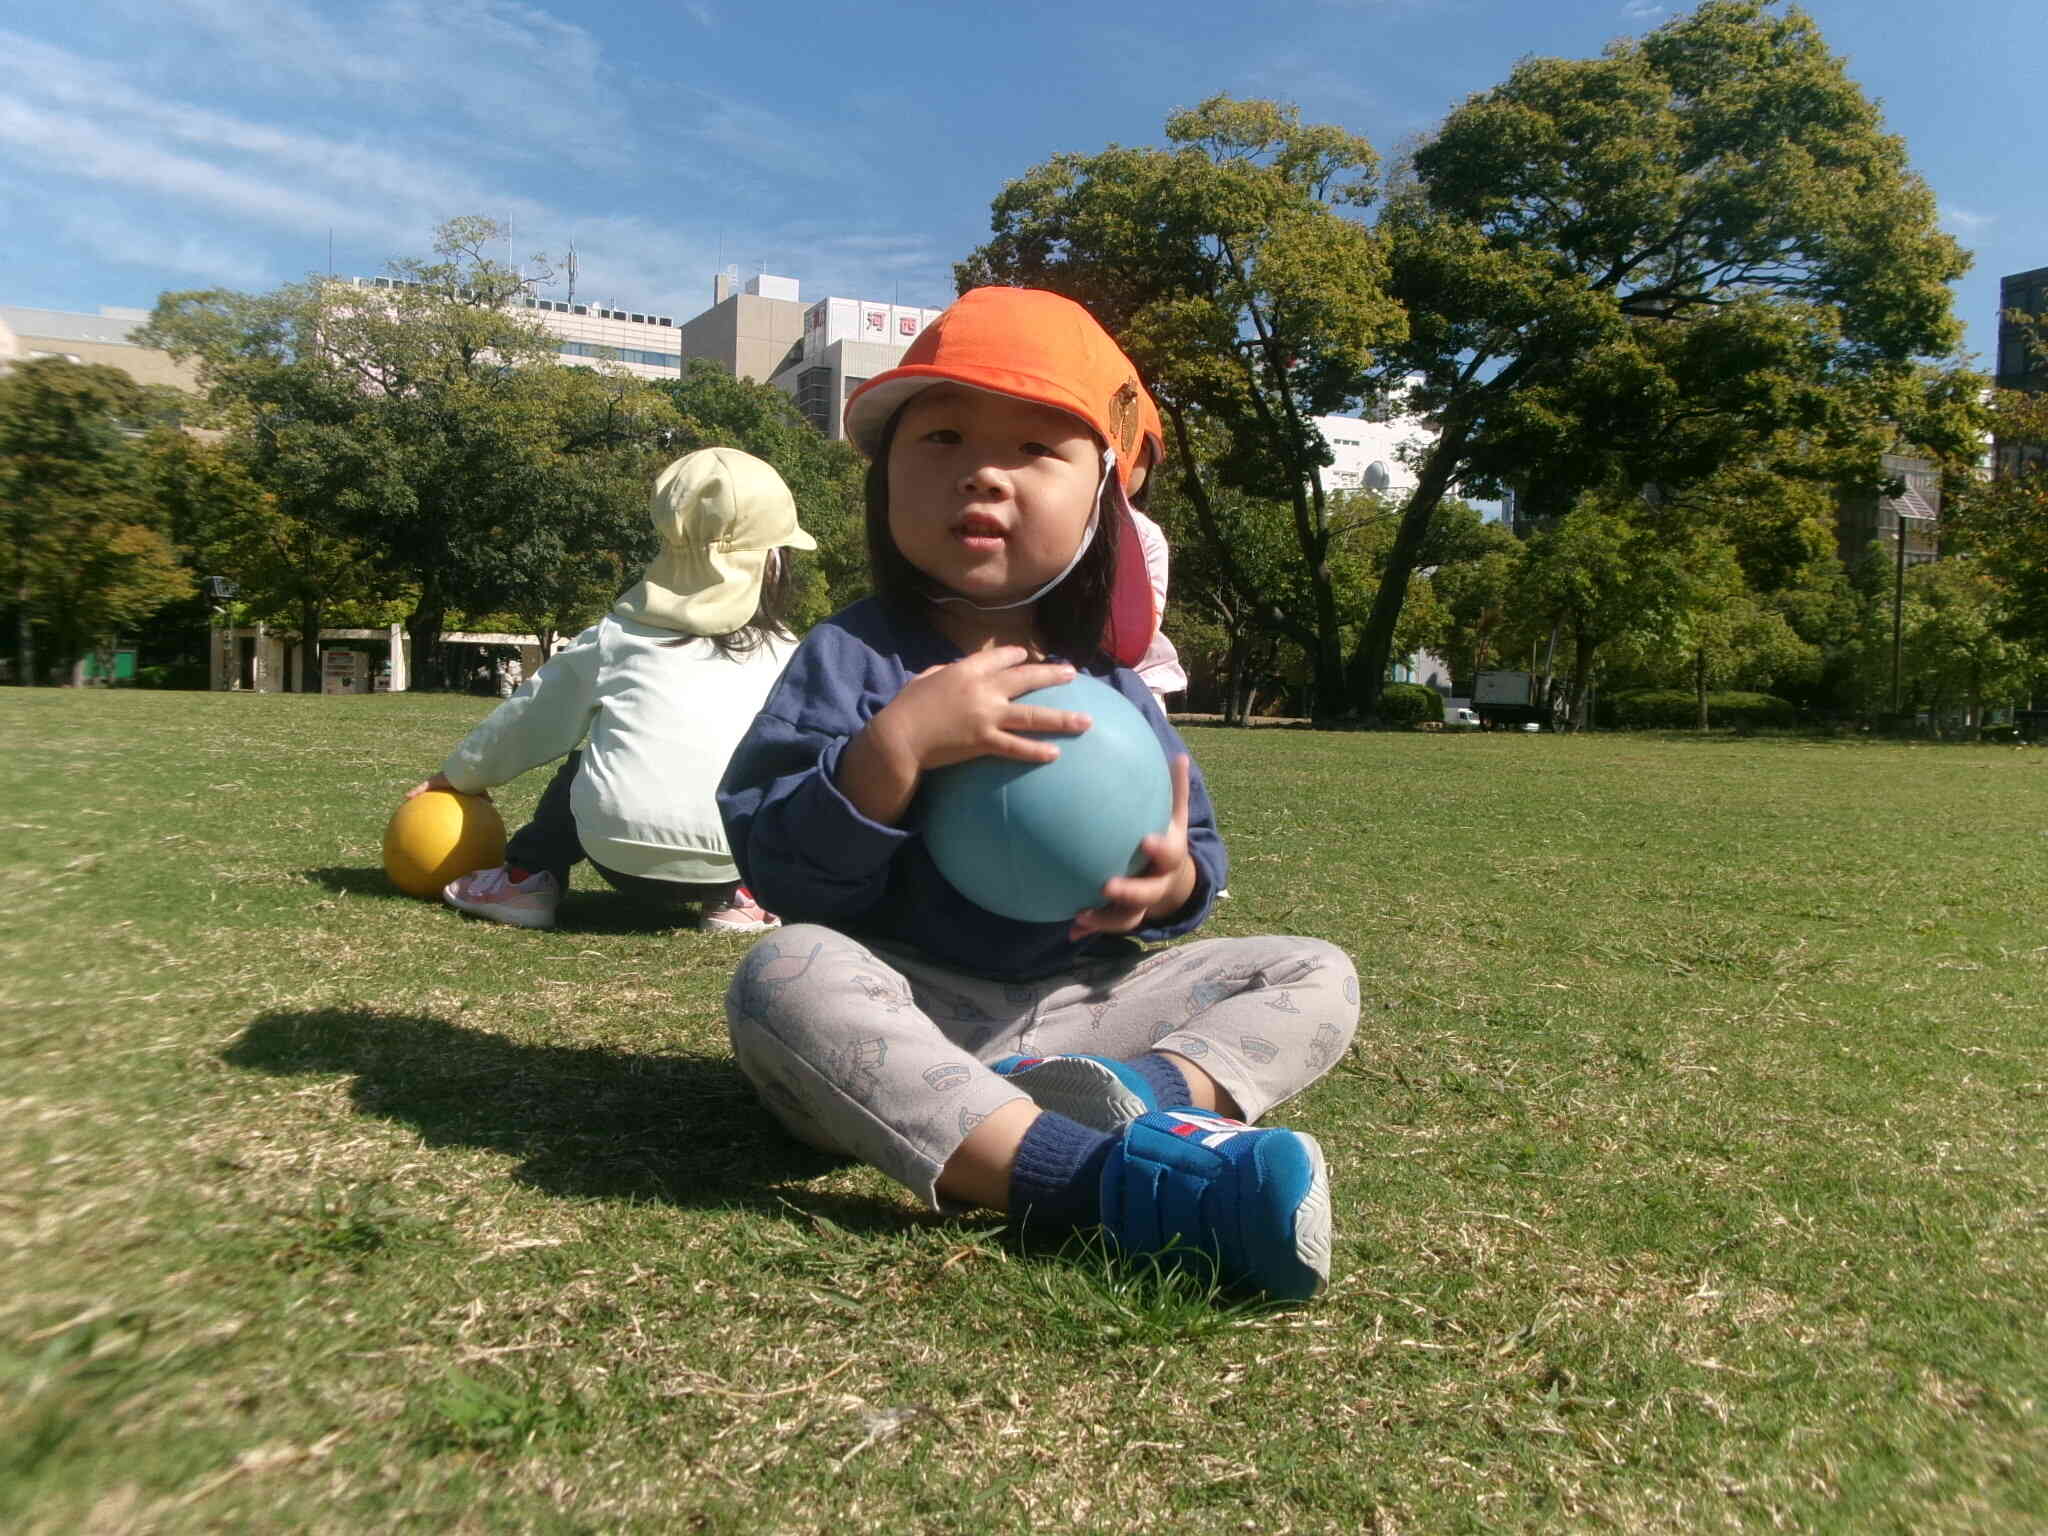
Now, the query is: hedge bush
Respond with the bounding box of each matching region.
[1378,682,1444,726]
[1606,688,1796,730]
[134,661,212,691]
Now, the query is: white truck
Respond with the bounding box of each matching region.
[1472,670,1544,729]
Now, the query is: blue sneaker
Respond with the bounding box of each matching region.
[1098,1110,1331,1301]
[992,1053,1159,1131]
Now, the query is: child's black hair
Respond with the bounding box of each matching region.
[863,402,1118,665]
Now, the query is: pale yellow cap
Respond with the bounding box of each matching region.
[613,447,816,635]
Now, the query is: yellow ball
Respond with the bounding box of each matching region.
[383,790,507,899]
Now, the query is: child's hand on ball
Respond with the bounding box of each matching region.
[840,647,1094,828]
[405,773,484,802]
[879,646,1090,772]
[1069,755,1197,940]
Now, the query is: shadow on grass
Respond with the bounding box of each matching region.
[301,868,758,936]
[305,866,406,899]
[223,1008,921,1233]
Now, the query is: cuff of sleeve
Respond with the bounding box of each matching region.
[438,756,490,795]
[801,735,915,865]
[1135,857,1215,943]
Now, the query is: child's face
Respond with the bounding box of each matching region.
[886,384,1102,608]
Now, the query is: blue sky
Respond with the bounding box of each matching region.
[3,0,2040,365]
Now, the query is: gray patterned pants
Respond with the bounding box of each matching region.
[725,925,1361,1209]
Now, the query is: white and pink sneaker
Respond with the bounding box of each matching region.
[442,866,562,930]
[700,886,781,934]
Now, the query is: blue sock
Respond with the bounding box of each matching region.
[1008,1111,1113,1236]
[1131,1052,1194,1110]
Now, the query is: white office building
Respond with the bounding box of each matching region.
[344,276,686,381]
[1312,400,1435,501]
[768,293,947,439]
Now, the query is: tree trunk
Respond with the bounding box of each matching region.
[16,568,36,686]
[300,600,323,695]
[1563,622,1597,734]
[1695,648,1710,732]
[1344,411,1475,721]
[405,589,447,693]
[1223,622,1250,727]
[1162,403,1318,703]
[1308,568,1345,723]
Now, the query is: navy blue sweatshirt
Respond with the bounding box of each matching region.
[717,598,1226,982]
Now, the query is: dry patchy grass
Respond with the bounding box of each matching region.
[2,692,2043,1532]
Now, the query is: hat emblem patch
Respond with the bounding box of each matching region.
[1108,379,1140,460]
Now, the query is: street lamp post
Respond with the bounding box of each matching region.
[1889,510,1934,722]
[204,575,238,692]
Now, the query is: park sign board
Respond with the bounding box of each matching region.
[321,649,365,695]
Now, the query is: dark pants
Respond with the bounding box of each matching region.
[507,752,740,914]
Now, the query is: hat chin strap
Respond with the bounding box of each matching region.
[929,449,1113,614]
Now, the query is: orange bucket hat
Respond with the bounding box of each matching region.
[843,287,1167,664]
[842,287,1152,494]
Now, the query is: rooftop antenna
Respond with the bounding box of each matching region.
[564,242,578,307]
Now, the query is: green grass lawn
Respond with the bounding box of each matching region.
[3,689,2043,1533]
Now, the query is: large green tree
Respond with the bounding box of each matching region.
[143,218,683,684]
[142,426,389,691]
[1947,379,2048,650]
[1347,0,1973,715]
[1514,499,1699,727]
[1848,558,2038,728]
[1607,528,1818,727]
[958,95,1405,714]
[0,358,191,685]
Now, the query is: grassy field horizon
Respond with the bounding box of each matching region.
[3,688,2042,1532]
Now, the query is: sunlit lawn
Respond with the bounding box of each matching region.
[3,688,2043,1532]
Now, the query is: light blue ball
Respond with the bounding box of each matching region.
[922,674,1172,923]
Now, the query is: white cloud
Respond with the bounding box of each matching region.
[108,0,629,168]
[55,203,279,289]
[1622,1,1667,19]
[670,86,875,187]
[5,3,942,316]
[0,31,501,215]
[1941,204,1994,236]
[0,96,385,241]
[1243,51,1390,120]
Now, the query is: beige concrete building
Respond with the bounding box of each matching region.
[675,271,810,385]
[0,304,202,390]
[667,273,948,439]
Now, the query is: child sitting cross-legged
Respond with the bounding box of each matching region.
[716,289,1359,1301]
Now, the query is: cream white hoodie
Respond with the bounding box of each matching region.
[440,616,793,884]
